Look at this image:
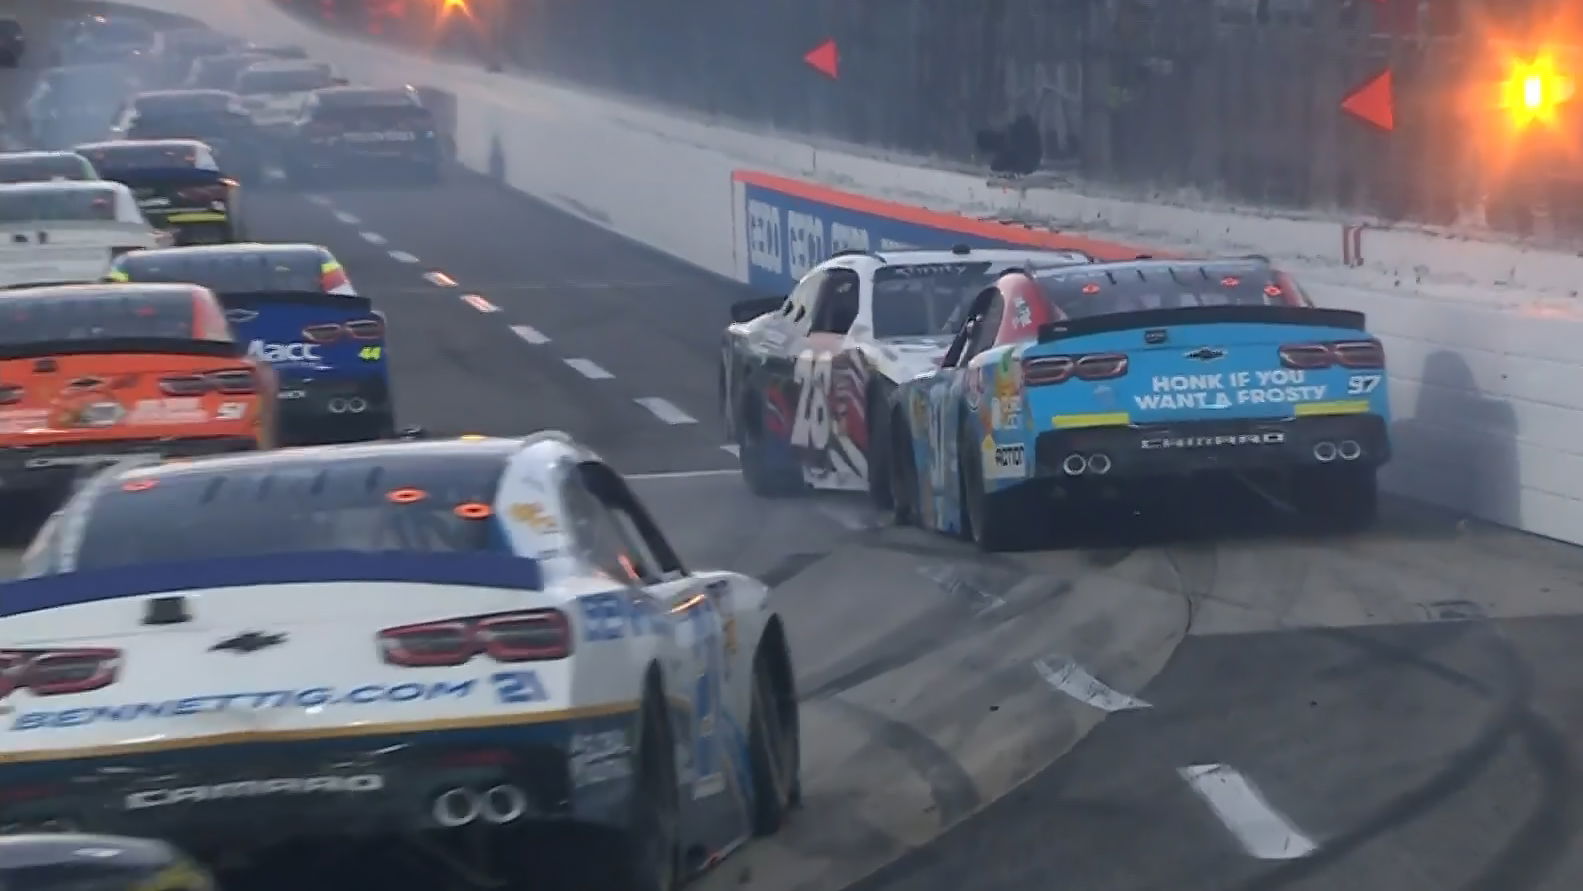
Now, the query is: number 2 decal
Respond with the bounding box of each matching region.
[790,349,832,450]
[1347,374,1382,395]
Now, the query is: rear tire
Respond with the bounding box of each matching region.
[959,427,1035,552]
[865,386,893,512]
[888,411,920,527]
[737,395,804,498]
[599,681,680,891]
[748,632,800,835]
[1293,464,1378,532]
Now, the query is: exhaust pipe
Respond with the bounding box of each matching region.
[345,397,368,414]
[1312,441,1337,463]
[1087,453,1112,475]
[432,787,481,827]
[1337,440,1362,461]
[328,398,347,414]
[479,784,528,824]
[1061,453,1088,476]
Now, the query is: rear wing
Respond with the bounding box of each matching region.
[0,551,544,619]
[98,166,226,187]
[1036,305,1367,344]
[0,336,242,361]
[217,290,372,312]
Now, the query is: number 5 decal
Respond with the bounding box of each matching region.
[1347,374,1382,395]
[216,402,246,421]
[790,350,832,450]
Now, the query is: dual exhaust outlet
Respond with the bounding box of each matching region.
[431,785,528,827]
[1312,440,1363,463]
[327,397,369,414]
[1061,452,1112,476]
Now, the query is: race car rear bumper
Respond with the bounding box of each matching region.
[0,716,638,855]
[0,435,260,491]
[1031,412,1390,479]
[276,375,395,445]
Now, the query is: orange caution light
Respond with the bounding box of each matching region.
[1500,54,1576,127]
[387,487,427,503]
[453,502,492,519]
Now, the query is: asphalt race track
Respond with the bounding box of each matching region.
[9,14,1583,891]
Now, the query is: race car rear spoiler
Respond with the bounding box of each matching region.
[97,166,230,187]
[1036,305,1367,343]
[0,551,545,619]
[0,336,244,361]
[218,290,371,310]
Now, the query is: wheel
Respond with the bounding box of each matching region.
[958,426,1033,552]
[736,395,804,497]
[748,630,800,835]
[888,410,920,527]
[602,681,680,891]
[865,386,893,511]
[1293,464,1378,532]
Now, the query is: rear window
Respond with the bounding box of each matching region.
[0,155,90,183]
[0,292,198,345]
[117,251,330,294]
[1032,264,1308,319]
[128,112,245,140]
[134,92,232,114]
[316,89,417,109]
[191,54,264,87]
[78,144,202,172]
[71,455,511,571]
[0,187,117,222]
[237,66,330,95]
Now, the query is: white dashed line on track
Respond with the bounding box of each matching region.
[389,251,421,264]
[510,324,550,344]
[306,194,329,206]
[719,444,740,457]
[460,294,498,312]
[333,210,360,225]
[627,469,740,481]
[1179,764,1318,860]
[423,271,457,287]
[360,232,387,245]
[635,397,696,425]
[564,358,614,380]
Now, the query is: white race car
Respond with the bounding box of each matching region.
[0,180,166,287]
[1,433,801,889]
[720,245,1095,503]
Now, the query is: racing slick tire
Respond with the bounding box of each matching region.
[887,409,922,527]
[596,676,681,891]
[748,626,801,835]
[958,426,1036,552]
[1292,464,1379,532]
[736,394,804,498]
[865,385,893,511]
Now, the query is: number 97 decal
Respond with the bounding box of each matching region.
[1346,374,1382,395]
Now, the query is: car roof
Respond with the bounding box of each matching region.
[828,247,1095,272]
[107,432,600,484]
[242,59,325,74]
[134,89,231,100]
[0,151,88,161]
[0,282,201,301]
[1027,256,1273,281]
[0,180,123,195]
[76,139,205,151]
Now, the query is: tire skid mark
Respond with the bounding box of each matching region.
[817,695,981,828]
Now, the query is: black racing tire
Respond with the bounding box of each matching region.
[959,425,1035,552]
[748,626,801,835]
[888,408,920,527]
[1293,464,1379,532]
[736,394,804,498]
[601,678,681,891]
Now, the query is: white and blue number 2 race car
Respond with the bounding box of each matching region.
[0,433,800,891]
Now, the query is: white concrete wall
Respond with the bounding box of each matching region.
[124,0,1583,545]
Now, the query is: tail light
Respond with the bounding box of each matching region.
[0,384,20,405]
[378,610,571,667]
[1279,340,1385,370]
[0,648,120,699]
[303,319,384,343]
[1022,352,1128,386]
[158,368,257,396]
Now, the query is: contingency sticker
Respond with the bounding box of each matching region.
[983,436,1026,480]
[989,351,1022,431]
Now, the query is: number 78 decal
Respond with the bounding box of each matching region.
[791,350,832,449]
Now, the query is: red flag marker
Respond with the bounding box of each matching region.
[1341,68,1393,131]
[804,39,838,79]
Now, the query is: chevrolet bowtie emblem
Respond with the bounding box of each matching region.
[210,630,287,653]
[225,308,259,323]
[1185,347,1225,361]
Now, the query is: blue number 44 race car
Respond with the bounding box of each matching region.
[886,257,1391,550]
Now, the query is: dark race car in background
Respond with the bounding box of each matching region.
[183,51,269,91]
[234,59,340,138]
[888,257,1392,550]
[109,243,396,445]
[110,90,264,183]
[24,64,142,150]
[150,26,246,88]
[283,86,446,185]
[721,245,1092,502]
[75,139,244,245]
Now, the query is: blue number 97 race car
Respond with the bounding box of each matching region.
[886,257,1391,550]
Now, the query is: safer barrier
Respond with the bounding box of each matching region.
[121,0,1583,547]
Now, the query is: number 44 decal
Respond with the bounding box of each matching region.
[791,350,832,450]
